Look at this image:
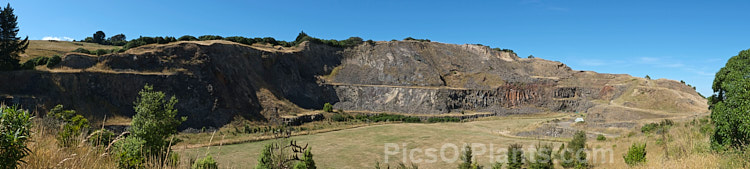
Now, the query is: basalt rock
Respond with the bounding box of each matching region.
[0,40,708,128]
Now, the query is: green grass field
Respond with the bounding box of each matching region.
[177,114,567,169]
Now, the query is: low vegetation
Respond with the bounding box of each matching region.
[623,142,647,166]
[0,105,33,168]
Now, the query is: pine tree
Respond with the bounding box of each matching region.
[458,145,473,169]
[293,148,316,169]
[0,3,29,71]
[256,144,274,169]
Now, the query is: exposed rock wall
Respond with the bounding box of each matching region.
[0,40,708,128]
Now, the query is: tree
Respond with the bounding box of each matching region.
[295,31,309,43]
[0,3,29,71]
[529,143,553,169]
[293,148,316,169]
[255,140,310,169]
[93,31,106,44]
[644,75,651,80]
[256,144,274,169]
[109,33,127,46]
[129,84,185,155]
[178,35,198,41]
[507,144,524,169]
[709,49,750,150]
[0,105,33,169]
[563,131,588,168]
[458,145,473,169]
[110,33,126,42]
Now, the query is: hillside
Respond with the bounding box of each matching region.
[19,40,120,62]
[0,40,707,128]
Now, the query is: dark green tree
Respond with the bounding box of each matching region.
[709,49,750,150]
[93,31,106,44]
[507,144,524,169]
[295,31,309,43]
[256,144,274,169]
[458,145,473,169]
[562,131,588,168]
[293,148,316,169]
[178,35,198,41]
[0,3,29,71]
[529,143,553,169]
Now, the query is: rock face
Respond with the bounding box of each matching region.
[0,40,708,128]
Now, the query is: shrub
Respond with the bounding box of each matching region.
[0,105,33,168]
[129,84,185,155]
[529,143,553,169]
[178,35,198,41]
[562,131,588,168]
[198,35,223,41]
[20,59,35,70]
[357,114,422,123]
[426,117,460,123]
[46,55,61,68]
[57,115,90,147]
[72,47,91,54]
[596,134,606,141]
[623,143,647,166]
[330,113,352,122]
[192,155,218,169]
[94,49,109,56]
[458,145,473,169]
[293,148,316,169]
[507,144,524,169]
[88,129,115,146]
[114,136,147,169]
[403,37,430,42]
[322,103,333,112]
[47,104,74,121]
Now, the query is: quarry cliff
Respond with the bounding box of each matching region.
[0,40,708,128]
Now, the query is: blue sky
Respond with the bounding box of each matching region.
[7,0,750,96]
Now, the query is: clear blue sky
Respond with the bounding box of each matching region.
[7,0,750,96]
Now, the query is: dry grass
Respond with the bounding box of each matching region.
[21,117,187,169]
[22,118,119,168]
[20,40,119,62]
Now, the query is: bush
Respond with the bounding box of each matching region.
[114,136,147,169]
[322,103,333,112]
[46,55,61,68]
[623,143,647,166]
[458,145,474,169]
[403,37,430,42]
[596,134,606,141]
[0,105,33,168]
[507,144,524,169]
[21,56,49,69]
[562,131,588,168]
[178,35,198,41]
[356,114,422,123]
[529,143,553,169]
[426,117,460,123]
[57,115,90,147]
[330,113,352,122]
[192,155,218,169]
[129,84,185,155]
[93,49,109,56]
[88,129,115,146]
[72,47,91,54]
[293,148,315,169]
[198,35,223,41]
